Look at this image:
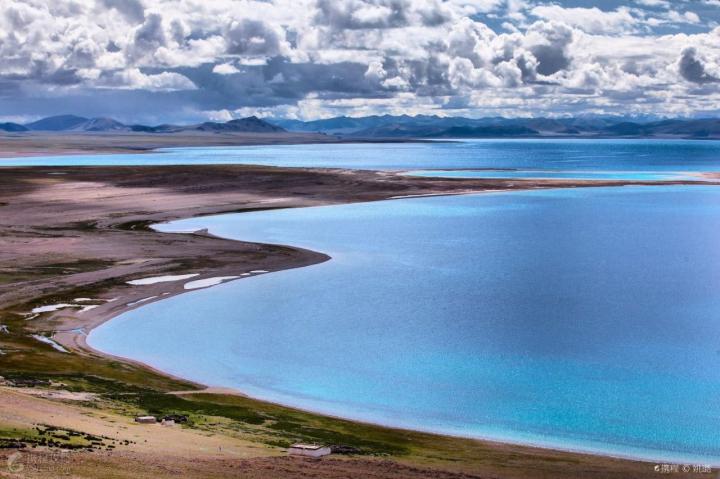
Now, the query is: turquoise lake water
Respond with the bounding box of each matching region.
[88,186,720,464]
[4,139,720,180]
[403,169,703,181]
[12,139,720,462]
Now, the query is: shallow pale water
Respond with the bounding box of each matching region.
[89,186,720,463]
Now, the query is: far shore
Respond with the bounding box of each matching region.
[0,157,716,477]
[0,130,431,159]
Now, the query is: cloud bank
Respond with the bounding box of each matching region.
[0,0,719,122]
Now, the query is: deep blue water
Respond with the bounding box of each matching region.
[89,186,720,464]
[3,139,720,180]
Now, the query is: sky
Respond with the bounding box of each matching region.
[1,0,719,124]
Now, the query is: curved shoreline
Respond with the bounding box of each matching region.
[3,163,719,477]
[69,236,332,389]
[83,191,718,467]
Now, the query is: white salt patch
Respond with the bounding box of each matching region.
[32,303,76,314]
[127,274,198,285]
[390,193,444,199]
[161,228,203,234]
[0,325,9,334]
[250,270,269,274]
[79,305,99,313]
[183,276,239,290]
[240,273,251,276]
[74,298,94,302]
[31,335,69,353]
[126,296,157,307]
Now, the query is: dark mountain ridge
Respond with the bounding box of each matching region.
[26,114,90,131]
[10,114,286,134]
[0,122,29,132]
[4,114,720,139]
[273,115,720,139]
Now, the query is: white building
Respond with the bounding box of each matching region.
[134,416,157,424]
[287,444,332,458]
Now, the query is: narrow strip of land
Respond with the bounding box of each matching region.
[0,131,422,158]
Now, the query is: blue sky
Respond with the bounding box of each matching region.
[1,0,719,123]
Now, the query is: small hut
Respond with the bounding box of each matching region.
[134,415,157,424]
[288,443,332,458]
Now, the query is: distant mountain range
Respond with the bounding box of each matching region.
[272,115,720,139]
[0,114,285,134]
[2,114,720,139]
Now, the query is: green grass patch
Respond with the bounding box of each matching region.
[130,392,412,456]
[0,425,121,451]
[11,276,125,313]
[106,391,266,425]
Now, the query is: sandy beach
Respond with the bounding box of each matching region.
[0,143,715,477]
